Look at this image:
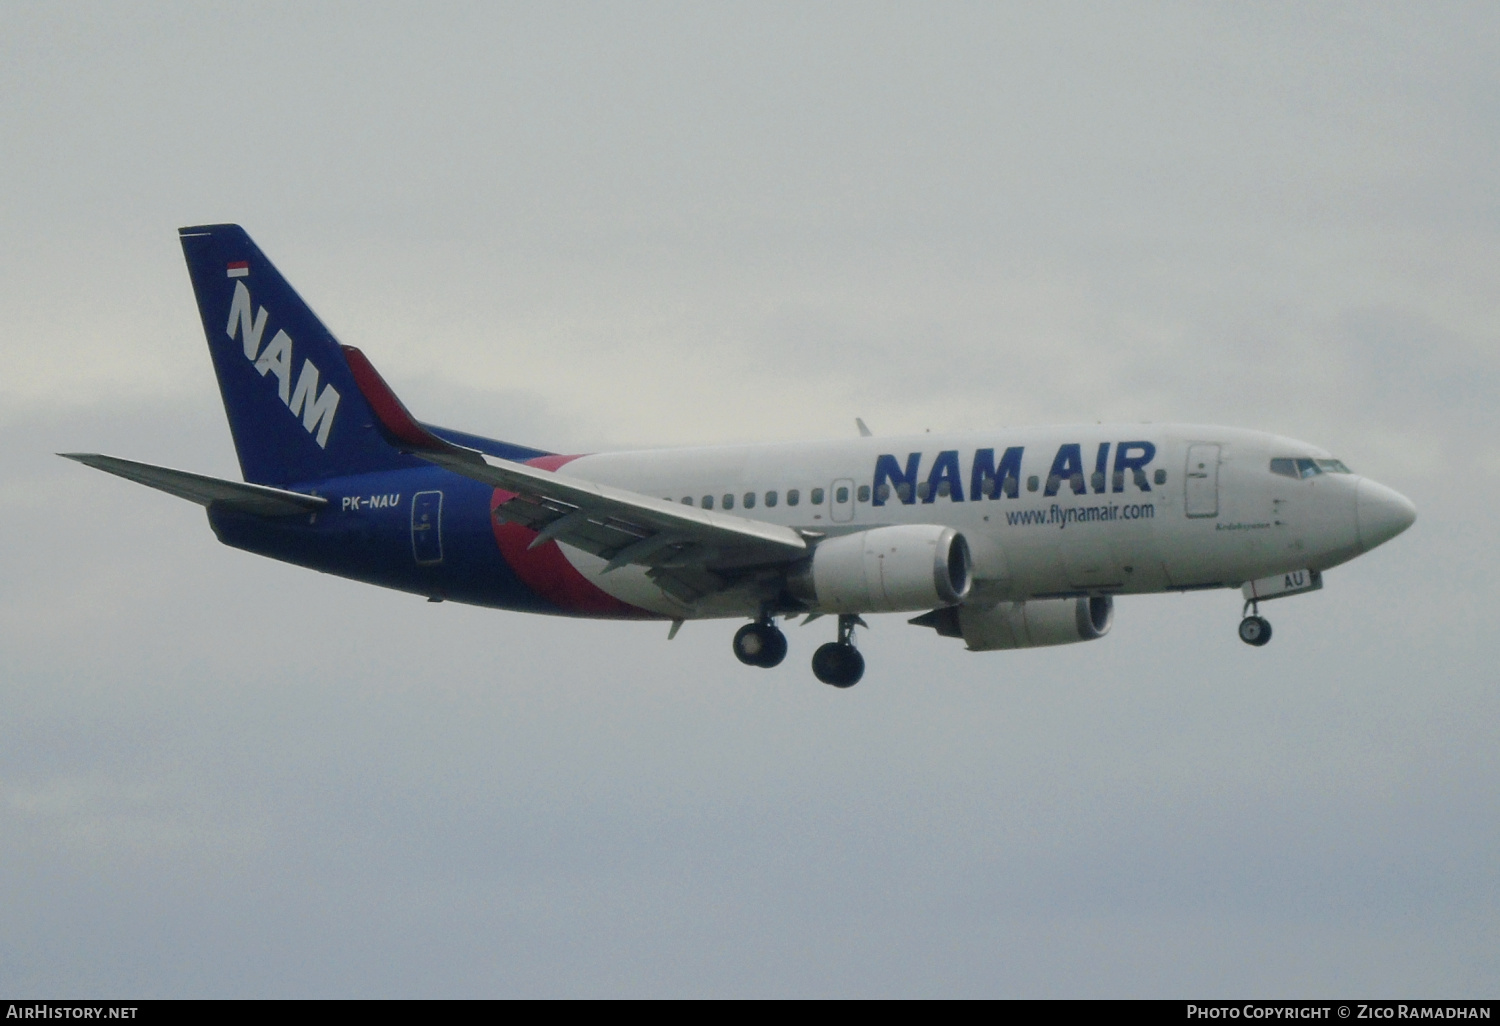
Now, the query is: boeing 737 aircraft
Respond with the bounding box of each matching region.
[65,225,1417,686]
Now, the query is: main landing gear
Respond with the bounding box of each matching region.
[731,612,865,686]
[811,614,866,688]
[733,617,788,668]
[1238,600,1272,647]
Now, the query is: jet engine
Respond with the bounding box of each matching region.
[789,525,971,613]
[910,595,1114,650]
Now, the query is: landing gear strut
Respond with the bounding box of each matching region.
[812,614,866,688]
[1238,600,1272,647]
[733,617,787,668]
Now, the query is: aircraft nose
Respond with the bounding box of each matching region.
[1356,478,1417,552]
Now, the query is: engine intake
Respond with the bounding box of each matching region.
[911,595,1114,650]
[789,525,971,613]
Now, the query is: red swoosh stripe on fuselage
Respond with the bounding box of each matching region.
[489,454,659,619]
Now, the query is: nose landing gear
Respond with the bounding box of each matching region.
[1238,600,1272,647]
[733,618,788,668]
[812,614,866,688]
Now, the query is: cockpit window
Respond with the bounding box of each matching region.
[1271,457,1354,479]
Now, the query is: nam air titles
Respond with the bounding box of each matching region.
[225,279,341,448]
[872,442,1159,504]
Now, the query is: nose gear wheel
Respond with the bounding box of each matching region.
[1238,615,1272,646]
[1238,600,1271,646]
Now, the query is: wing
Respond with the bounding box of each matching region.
[341,347,810,601]
[60,453,328,516]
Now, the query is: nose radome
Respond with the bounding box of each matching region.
[1356,478,1417,552]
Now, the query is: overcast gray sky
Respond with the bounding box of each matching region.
[2,2,1497,997]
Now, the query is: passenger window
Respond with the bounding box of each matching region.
[1154,469,1166,486]
[811,487,825,505]
[916,481,931,500]
[1269,458,1298,479]
[857,485,870,502]
[681,497,693,505]
[1091,472,1105,492]
[723,493,735,510]
[1112,471,1125,491]
[1046,474,1060,492]
[766,491,778,507]
[937,480,951,497]
[1027,475,1040,493]
[876,483,891,502]
[743,492,755,509]
[787,489,800,506]
[1070,473,1085,491]
[896,483,911,502]
[835,486,849,503]
[701,495,714,510]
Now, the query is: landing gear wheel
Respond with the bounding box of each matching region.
[811,643,865,688]
[759,627,787,667]
[733,622,787,668]
[1238,615,1272,647]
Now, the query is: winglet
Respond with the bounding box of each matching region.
[341,345,481,462]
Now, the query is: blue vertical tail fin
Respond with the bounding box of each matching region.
[179,224,413,486]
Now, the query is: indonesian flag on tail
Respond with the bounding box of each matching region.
[226,261,249,278]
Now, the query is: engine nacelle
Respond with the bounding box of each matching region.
[911,595,1114,650]
[789,525,971,613]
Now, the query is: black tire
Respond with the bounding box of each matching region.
[811,643,864,688]
[733,623,766,666]
[758,626,788,668]
[734,623,788,668]
[1238,616,1272,647]
[811,642,839,682]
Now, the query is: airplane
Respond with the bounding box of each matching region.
[64,224,1418,687]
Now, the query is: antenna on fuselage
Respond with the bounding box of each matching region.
[855,418,873,437]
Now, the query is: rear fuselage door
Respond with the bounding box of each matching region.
[1184,445,1221,518]
[411,490,444,563]
[830,478,855,523]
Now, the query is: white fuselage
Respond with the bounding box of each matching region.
[543,423,1411,620]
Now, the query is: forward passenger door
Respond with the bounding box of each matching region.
[1184,445,1220,518]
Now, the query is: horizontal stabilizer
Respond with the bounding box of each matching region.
[60,454,328,517]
